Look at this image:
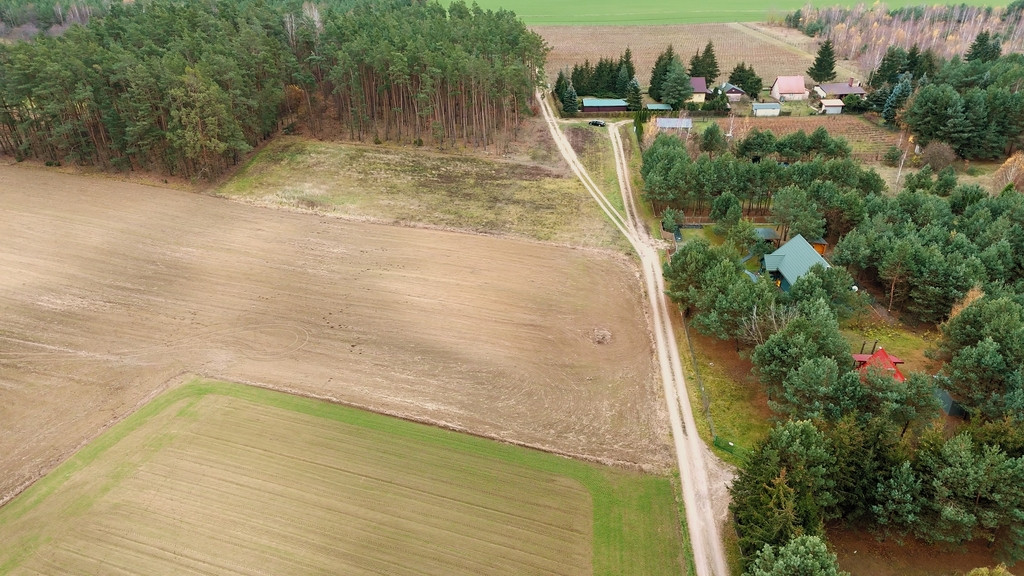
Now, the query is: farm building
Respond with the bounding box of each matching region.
[646,103,673,112]
[762,234,830,291]
[581,98,627,112]
[770,75,809,101]
[688,77,713,104]
[855,348,905,382]
[719,82,746,102]
[814,80,866,99]
[820,99,845,115]
[655,118,693,130]
[751,102,781,117]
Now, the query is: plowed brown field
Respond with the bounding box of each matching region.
[0,163,672,506]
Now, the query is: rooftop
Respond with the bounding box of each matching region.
[763,234,830,288]
[656,117,693,129]
[646,103,673,111]
[581,98,627,107]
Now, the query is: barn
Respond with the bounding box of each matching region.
[752,102,781,117]
[581,98,628,113]
[770,75,809,101]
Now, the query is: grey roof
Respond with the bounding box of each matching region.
[817,82,866,96]
[763,234,830,286]
[755,227,780,240]
[656,118,693,129]
[721,82,745,94]
[646,103,673,111]
[582,98,627,107]
[752,102,781,110]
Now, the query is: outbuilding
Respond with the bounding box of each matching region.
[770,75,809,101]
[719,82,746,102]
[751,102,781,117]
[655,117,693,130]
[820,98,845,115]
[646,103,673,112]
[581,98,627,113]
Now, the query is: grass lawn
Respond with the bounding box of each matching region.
[461,0,1002,25]
[217,136,627,250]
[0,380,686,576]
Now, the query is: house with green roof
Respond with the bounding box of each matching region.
[762,234,830,291]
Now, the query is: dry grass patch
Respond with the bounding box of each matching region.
[217,136,628,250]
[0,381,685,576]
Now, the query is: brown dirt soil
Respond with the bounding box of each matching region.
[0,163,673,505]
[534,22,860,89]
[829,524,1008,576]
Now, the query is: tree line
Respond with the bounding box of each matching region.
[0,0,547,177]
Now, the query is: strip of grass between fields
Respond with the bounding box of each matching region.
[0,379,685,576]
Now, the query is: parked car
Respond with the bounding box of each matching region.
[589,120,606,127]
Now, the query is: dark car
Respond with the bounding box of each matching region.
[589,120,606,127]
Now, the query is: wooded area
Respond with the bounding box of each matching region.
[0,0,547,177]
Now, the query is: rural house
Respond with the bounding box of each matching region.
[814,80,866,99]
[855,348,905,382]
[770,75,809,101]
[581,98,627,113]
[820,99,845,115]
[752,102,781,117]
[719,82,746,102]
[688,77,713,104]
[762,234,830,291]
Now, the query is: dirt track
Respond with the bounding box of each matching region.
[0,164,673,504]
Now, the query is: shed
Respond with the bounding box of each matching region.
[762,234,830,291]
[808,237,828,255]
[770,75,809,101]
[656,117,693,130]
[720,82,746,102]
[689,77,711,104]
[582,98,627,112]
[752,102,781,117]
[814,80,866,98]
[820,98,845,115]
[646,103,673,112]
[856,348,906,383]
[934,387,968,418]
[754,227,781,247]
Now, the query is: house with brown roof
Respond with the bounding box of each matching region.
[689,77,713,104]
[770,75,809,101]
[814,80,867,99]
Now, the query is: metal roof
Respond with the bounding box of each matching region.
[690,77,710,94]
[656,118,693,129]
[755,227,780,240]
[582,98,627,107]
[720,82,745,94]
[772,75,807,94]
[763,234,830,287]
[820,99,845,107]
[751,102,781,110]
[646,103,673,110]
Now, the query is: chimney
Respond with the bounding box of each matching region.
[849,77,855,87]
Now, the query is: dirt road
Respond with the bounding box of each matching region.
[535,93,729,576]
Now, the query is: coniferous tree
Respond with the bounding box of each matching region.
[689,41,720,84]
[625,77,642,111]
[562,83,578,116]
[966,30,1001,63]
[728,62,763,98]
[661,59,693,110]
[648,45,675,101]
[554,69,568,101]
[808,39,838,83]
[618,47,636,84]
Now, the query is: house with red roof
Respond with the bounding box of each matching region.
[770,75,809,101]
[855,348,905,382]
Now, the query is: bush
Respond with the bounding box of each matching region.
[920,141,957,171]
[883,146,903,167]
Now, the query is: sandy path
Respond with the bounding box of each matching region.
[535,94,729,575]
[0,164,672,504]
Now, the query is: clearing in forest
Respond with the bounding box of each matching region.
[217,135,628,250]
[0,381,685,575]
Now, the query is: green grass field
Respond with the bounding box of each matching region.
[0,380,685,576]
[464,0,1004,25]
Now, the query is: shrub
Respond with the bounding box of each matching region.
[883,146,903,167]
[920,141,957,171]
